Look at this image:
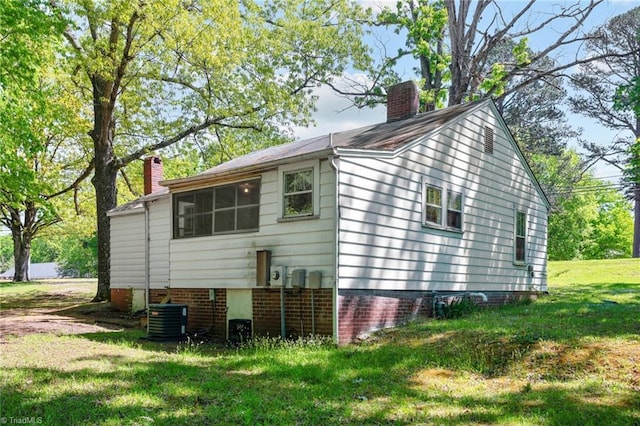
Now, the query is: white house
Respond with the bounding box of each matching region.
[108,81,549,344]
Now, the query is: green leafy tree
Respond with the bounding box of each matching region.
[31,238,60,264]
[569,6,640,257]
[579,189,633,260]
[0,0,71,281]
[48,0,373,301]
[0,235,13,273]
[486,41,584,209]
[377,0,449,111]
[56,234,98,278]
[547,156,633,260]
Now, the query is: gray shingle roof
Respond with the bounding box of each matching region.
[163,99,486,187]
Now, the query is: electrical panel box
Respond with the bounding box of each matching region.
[208,289,216,301]
[308,271,322,289]
[270,265,286,287]
[290,269,306,288]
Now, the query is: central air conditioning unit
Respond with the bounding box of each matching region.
[147,303,188,340]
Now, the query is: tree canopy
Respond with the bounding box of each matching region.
[0,0,73,280]
[44,0,374,300]
[569,6,640,257]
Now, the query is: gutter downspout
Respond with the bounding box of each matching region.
[330,146,340,344]
[280,285,286,339]
[144,200,150,334]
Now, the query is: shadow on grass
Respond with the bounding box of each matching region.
[0,290,94,311]
[2,347,638,425]
[2,280,639,424]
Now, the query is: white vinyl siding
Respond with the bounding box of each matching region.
[337,105,547,293]
[169,160,336,289]
[109,197,171,291]
[149,197,170,289]
[110,212,145,289]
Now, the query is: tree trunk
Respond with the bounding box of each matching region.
[92,159,118,301]
[634,185,640,258]
[11,230,31,282]
[6,204,39,282]
[634,122,640,258]
[90,74,119,302]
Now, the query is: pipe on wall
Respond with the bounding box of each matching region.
[467,292,488,302]
[280,286,286,339]
[144,200,150,333]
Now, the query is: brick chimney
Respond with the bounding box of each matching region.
[143,156,163,195]
[387,80,419,122]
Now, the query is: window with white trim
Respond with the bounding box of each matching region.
[173,179,260,238]
[446,190,463,229]
[278,160,320,221]
[422,179,463,231]
[515,210,527,263]
[424,185,442,226]
[283,168,313,217]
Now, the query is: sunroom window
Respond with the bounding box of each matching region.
[173,179,260,238]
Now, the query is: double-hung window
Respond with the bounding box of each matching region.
[283,168,313,218]
[422,178,463,231]
[446,190,463,229]
[424,185,443,226]
[515,210,527,263]
[278,161,320,221]
[173,179,260,238]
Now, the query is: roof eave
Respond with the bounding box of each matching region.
[161,148,334,191]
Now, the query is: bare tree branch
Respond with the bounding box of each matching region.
[45,159,95,199]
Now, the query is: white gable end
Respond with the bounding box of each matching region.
[336,102,547,293]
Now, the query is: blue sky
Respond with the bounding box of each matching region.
[293,0,639,181]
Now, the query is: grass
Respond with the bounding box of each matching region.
[1,260,639,425]
[0,279,96,310]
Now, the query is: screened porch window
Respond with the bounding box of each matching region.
[173,179,260,238]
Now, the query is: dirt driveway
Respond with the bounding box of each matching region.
[0,281,140,341]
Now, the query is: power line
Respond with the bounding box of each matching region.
[547,183,628,195]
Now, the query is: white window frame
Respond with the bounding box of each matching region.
[278,160,320,221]
[514,207,527,265]
[421,177,464,232]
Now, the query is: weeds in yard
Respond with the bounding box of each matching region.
[235,334,335,351]
[439,295,481,319]
[1,260,639,425]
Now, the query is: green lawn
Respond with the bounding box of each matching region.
[1,260,639,425]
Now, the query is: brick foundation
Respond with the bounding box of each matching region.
[129,287,538,344]
[110,288,132,312]
[149,287,333,341]
[253,288,333,338]
[337,289,539,345]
